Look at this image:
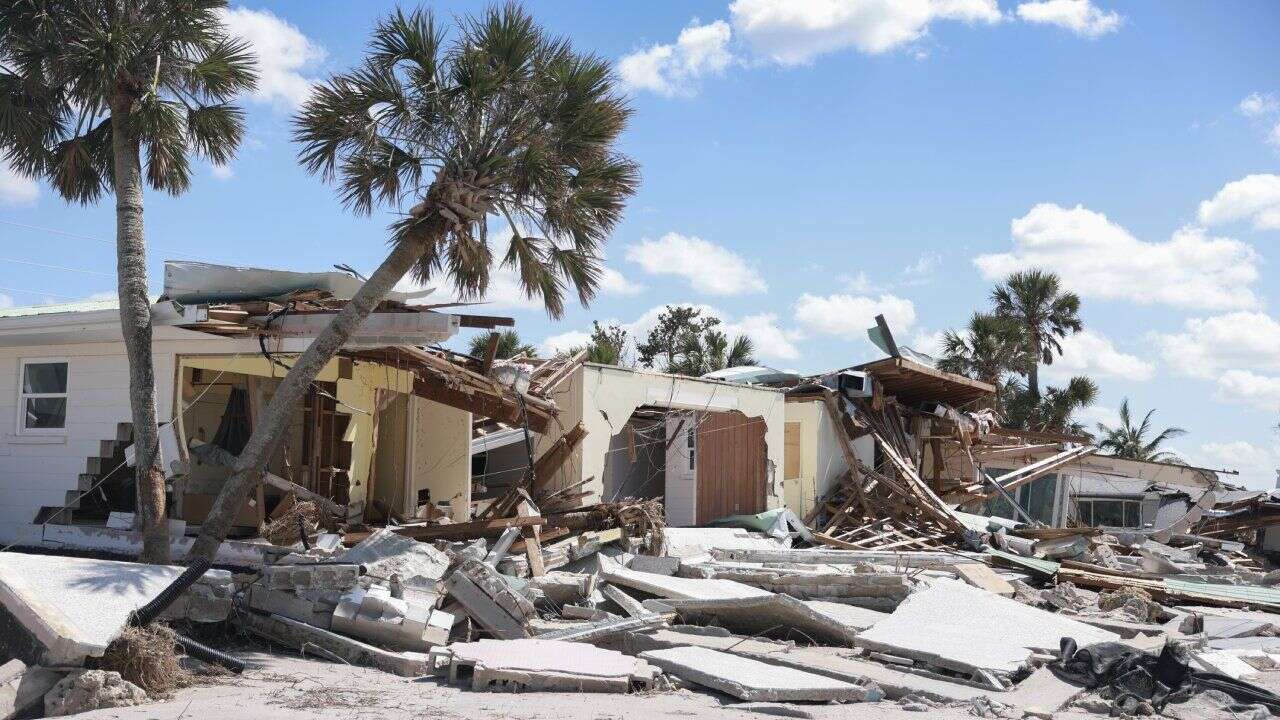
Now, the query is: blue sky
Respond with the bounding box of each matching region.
[3,1,1280,486]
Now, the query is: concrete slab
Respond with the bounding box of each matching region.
[0,659,63,720]
[644,593,861,645]
[0,552,229,665]
[599,556,771,601]
[712,548,984,570]
[855,579,1119,676]
[804,601,886,631]
[685,566,913,606]
[1202,615,1277,639]
[1003,666,1085,715]
[952,564,1015,598]
[639,646,876,702]
[622,628,1009,703]
[600,583,647,617]
[340,529,449,593]
[661,528,786,559]
[238,611,429,677]
[444,639,654,692]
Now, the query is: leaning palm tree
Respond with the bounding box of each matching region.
[189,5,638,561]
[1096,399,1186,462]
[938,312,1027,386]
[1,1,257,563]
[991,270,1082,400]
[467,329,535,360]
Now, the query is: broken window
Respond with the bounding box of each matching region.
[1075,496,1142,528]
[19,359,68,433]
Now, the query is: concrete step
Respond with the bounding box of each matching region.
[116,422,133,442]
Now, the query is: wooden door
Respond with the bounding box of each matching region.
[695,411,767,524]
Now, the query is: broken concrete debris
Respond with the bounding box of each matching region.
[639,645,879,702]
[434,639,656,692]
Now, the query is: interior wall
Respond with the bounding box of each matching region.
[373,393,409,516]
[409,395,471,520]
[601,416,664,503]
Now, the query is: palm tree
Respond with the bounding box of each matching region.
[189,5,638,561]
[669,329,756,376]
[1004,375,1098,435]
[1096,399,1186,462]
[1,1,257,563]
[991,270,1082,400]
[467,330,535,360]
[938,312,1027,386]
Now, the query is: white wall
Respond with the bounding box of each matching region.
[409,396,471,520]
[0,330,278,543]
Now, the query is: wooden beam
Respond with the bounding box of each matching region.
[457,314,515,328]
[412,376,550,433]
[530,422,588,493]
[342,515,544,544]
[480,332,501,375]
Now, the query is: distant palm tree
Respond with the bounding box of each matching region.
[467,330,535,360]
[560,321,630,366]
[670,329,755,376]
[938,313,1028,386]
[992,270,1082,400]
[1,0,258,563]
[190,5,638,561]
[1096,399,1186,462]
[1004,375,1097,435]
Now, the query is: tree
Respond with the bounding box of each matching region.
[1003,375,1098,435]
[635,306,755,376]
[938,313,1027,387]
[467,330,535,360]
[188,5,638,561]
[1,1,257,563]
[1096,399,1186,462]
[991,269,1082,400]
[563,321,630,366]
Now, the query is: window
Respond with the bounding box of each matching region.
[687,426,696,471]
[18,360,68,434]
[1074,497,1142,528]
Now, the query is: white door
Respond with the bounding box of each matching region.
[664,414,697,526]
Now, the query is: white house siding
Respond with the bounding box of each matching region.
[0,331,288,543]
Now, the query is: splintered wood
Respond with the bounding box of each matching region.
[806,389,965,551]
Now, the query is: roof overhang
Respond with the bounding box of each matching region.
[852,356,995,407]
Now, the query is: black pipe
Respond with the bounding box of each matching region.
[131,558,213,628]
[174,633,246,674]
[297,515,311,550]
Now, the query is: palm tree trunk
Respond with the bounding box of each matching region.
[188,231,435,562]
[111,99,170,565]
[1027,331,1041,401]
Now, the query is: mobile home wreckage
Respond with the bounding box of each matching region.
[3,266,1280,718]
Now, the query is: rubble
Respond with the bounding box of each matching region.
[433,639,656,692]
[638,646,879,702]
[43,670,146,717]
[0,660,62,720]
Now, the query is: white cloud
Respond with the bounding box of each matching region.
[1076,404,1121,430]
[0,159,39,205]
[909,329,947,357]
[1193,441,1280,490]
[1154,312,1280,380]
[618,20,734,97]
[793,293,916,340]
[539,330,592,357]
[1198,174,1280,231]
[901,251,942,284]
[1015,0,1122,38]
[598,266,644,296]
[724,312,802,361]
[1239,92,1279,118]
[729,0,1001,65]
[1042,329,1154,382]
[732,0,998,64]
[1270,122,1280,150]
[975,203,1260,311]
[1214,370,1280,413]
[838,271,882,294]
[625,232,767,296]
[218,6,325,108]
[210,164,234,180]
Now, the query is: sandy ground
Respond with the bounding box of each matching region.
[69,649,1105,720]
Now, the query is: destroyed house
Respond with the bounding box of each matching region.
[0,261,526,550]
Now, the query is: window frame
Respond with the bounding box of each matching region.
[16,358,70,436]
[1074,495,1143,529]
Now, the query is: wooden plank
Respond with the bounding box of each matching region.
[413,376,550,434]
[480,332,501,375]
[341,515,544,544]
[530,422,588,493]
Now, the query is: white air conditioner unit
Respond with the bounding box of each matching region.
[819,370,874,399]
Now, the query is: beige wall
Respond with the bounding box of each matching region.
[783,399,872,519]
[544,364,786,523]
[409,396,471,521]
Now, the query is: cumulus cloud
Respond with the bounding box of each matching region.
[728,0,1001,65]
[598,266,644,296]
[909,329,947,357]
[210,164,235,180]
[1042,329,1154,382]
[793,293,916,340]
[975,203,1260,311]
[617,20,734,97]
[218,6,326,107]
[901,251,942,285]
[1198,174,1280,231]
[1015,0,1122,38]
[1193,441,1280,490]
[539,330,592,357]
[1239,92,1279,118]
[1153,312,1280,380]
[1214,370,1280,413]
[625,232,767,296]
[0,159,39,206]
